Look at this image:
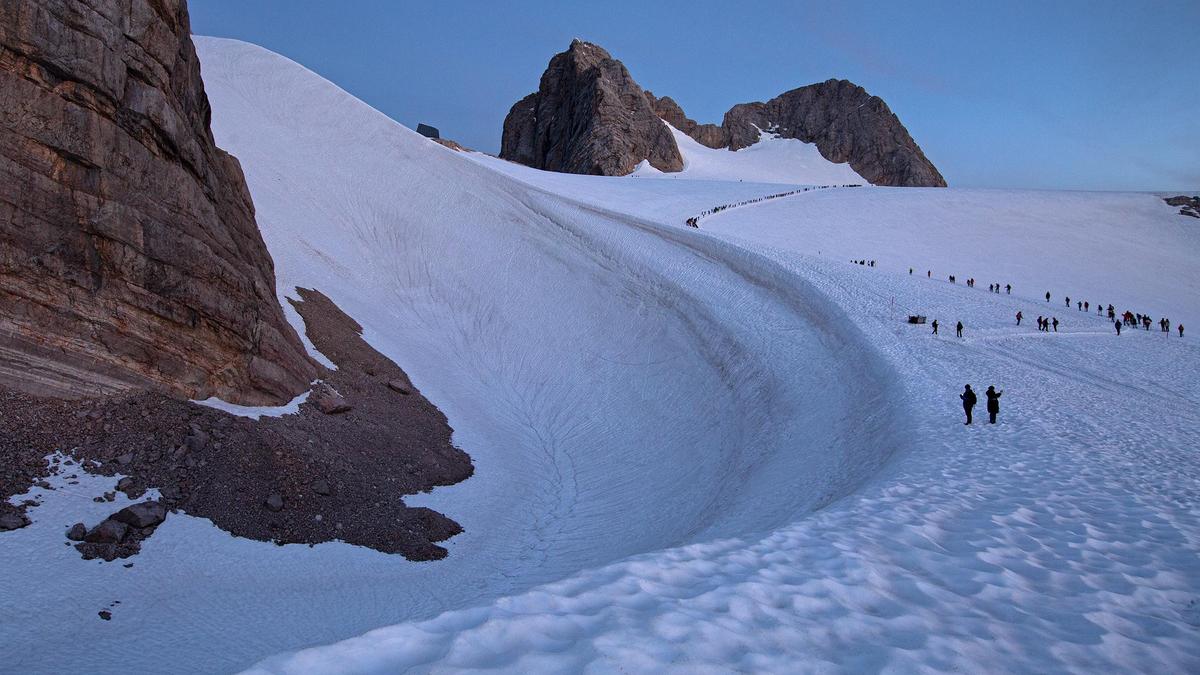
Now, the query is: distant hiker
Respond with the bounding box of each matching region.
[1005,284,1011,294]
[989,283,994,293]
[1065,296,1070,307]
[1077,301,1082,311]
[931,319,939,335]
[1107,305,1115,319]
[1179,324,1185,337]
[1143,316,1151,331]
[956,321,964,338]
[909,268,913,275]
[1037,316,1045,331]
[985,386,1003,424]
[961,384,977,425]
[1052,317,1059,332]
[927,270,931,278]
[1163,318,1170,333]
[1115,320,1122,336]
[994,283,1000,294]
[1016,311,1023,326]
[1084,301,1089,312]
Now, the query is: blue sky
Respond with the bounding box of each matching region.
[190,1,1198,191]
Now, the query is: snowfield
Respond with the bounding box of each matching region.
[3,37,1198,674]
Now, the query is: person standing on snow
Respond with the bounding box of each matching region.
[1180,324,1185,338]
[1085,301,1089,313]
[961,385,977,425]
[1046,291,1051,302]
[1115,320,1122,336]
[931,319,939,335]
[1016,311,1023,326]
[986,386,1003,424]
[1077,301,1082,311]
[1005,284,1011,294]
[956,321,964,338]
[1052,317,1059,332]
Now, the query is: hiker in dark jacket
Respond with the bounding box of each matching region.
[1115,320,1122,336]
[1016,311,1023,326]
[1180,324,1185,337]
[1052,317,1059,332]
[961,385,977,425]
[985,386,1003,424]
[931,319,939,335]
[1046,291,1051,302]
[1005,284,1011,294]
[956,321,964,338]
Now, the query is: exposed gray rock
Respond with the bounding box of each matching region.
[264,493,284,512]
[111,501,166,529]
[312,479,331,496]
[84,518,128,544]
[0,512,30,530]
[500,40,682,176]
[66,522,87,541]
[718,80,946,187]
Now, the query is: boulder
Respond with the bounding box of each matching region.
[312,386,351,414]
[386,380,411,395]
[84,519,128,544]
[111,501,167,529]
[312,480,331,496]
[0,512,31,531]
[66,522,88,541]
[264,494,284,512]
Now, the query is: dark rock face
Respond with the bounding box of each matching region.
[504,42,945,186]
[0,0,317,404]
[1164,195,1199,218]
[500,40,683,176]
[718,80,946,187]
[644,91,729,150]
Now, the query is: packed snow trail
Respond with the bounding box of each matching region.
[0,38,898,674]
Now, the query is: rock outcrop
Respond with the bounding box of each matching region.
[644,91,729,150]
[500,39,683,176]
[0,0,316,404]
[717,80,946,187]
[503,42,946,186]
[1164,195,1199,219]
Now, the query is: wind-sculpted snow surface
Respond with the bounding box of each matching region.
[241,52,1199,675]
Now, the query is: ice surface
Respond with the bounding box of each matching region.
[3,36,1197,674]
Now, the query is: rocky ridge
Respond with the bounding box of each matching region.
[0,0,316,404]
[503,41,946,187]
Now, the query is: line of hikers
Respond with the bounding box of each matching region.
[854,259,876,267]
[685,184,863,227]
[960,384,1002,425]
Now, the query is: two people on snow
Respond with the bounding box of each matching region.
[961,384,1002,425]
[930,320,963,337]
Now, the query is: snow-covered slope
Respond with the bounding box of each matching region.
[631,124,866,185]
[0,38,894,673]
[4,37,1198,675]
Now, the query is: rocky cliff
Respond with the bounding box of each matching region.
[500,39,683,176]
[717,80,946,187]
[504,42,945,186]
[0,0,316,404]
